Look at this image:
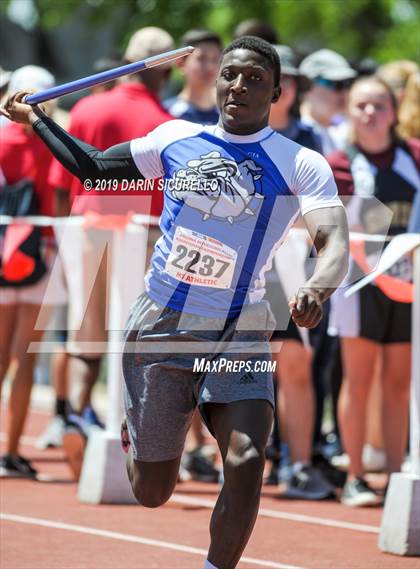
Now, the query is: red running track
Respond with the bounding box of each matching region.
[1,408,418,569]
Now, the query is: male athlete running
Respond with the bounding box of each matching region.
[2,37,349,569]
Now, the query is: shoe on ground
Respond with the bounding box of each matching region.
[341,477,380,507]
[0,454,38,479]
[62,415,89,482]
[312,453,347,489]
[285,465,336,500]
[182,447,220,483]
[35,415,66,450]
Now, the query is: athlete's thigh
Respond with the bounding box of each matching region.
[205,399,273,460]
[130,455,182,493]
[123,348,197,462]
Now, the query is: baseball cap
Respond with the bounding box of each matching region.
[8,65,55,94]
[273,45,311,91]
[299,49,357,82]
[180,28,222,49]
[274,45,299,76]
[124,27,174,62]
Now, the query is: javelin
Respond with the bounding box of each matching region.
[25,46,194,106]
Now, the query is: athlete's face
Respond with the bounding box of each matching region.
[216,49,280,135]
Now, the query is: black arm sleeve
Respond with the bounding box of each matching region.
[32,116,143,182]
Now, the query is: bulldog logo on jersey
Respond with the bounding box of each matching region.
[171,151,264,223]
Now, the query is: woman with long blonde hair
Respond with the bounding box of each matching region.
[398,71,420,140]
[327,76,420,506]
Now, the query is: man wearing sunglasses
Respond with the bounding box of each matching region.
[299,49,357,155]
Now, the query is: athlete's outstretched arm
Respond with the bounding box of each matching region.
[289,205,349,328]
[0,90,142,183]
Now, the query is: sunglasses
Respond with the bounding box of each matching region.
[314,77,353,91]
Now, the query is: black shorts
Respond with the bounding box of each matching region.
[330,283,411,344]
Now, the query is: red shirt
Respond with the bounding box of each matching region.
[48,82,173,216]
[0,122,54,217]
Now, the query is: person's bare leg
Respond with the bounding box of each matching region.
[126,452,182,508]
[52,349,69,400]
[0,304,17,392]
[7,303,46,455]
[68,355,101,414]
[382,342,410,474]
[190,409,206,448]
[276,340,313,463]
[206,400,273,569]
[365,354,384,451]
[339,337,379,480]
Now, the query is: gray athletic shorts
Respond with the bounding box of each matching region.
[122,292,276,462]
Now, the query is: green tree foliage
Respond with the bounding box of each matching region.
[3,0,419,63]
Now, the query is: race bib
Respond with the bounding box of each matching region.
[165,226,237,289]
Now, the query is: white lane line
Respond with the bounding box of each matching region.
[0,513,304,569]
[0,430,379,535]
[170,494,380,534]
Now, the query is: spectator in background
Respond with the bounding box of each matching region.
[403,72,420,233]
[269,46,321,151]
[299,49,357,154]
[165,29,222,125]
[265,46,339,498]
[233,18,279,44]
[352,58,378,78]
[377,59,419,105]
[90,57,121,95]
[328,76,419,506]
[0,66,67,478]
[48,26,174,479]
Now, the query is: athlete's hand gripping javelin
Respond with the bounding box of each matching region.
[0,90,45,125]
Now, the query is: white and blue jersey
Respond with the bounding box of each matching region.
[130,120,341,319]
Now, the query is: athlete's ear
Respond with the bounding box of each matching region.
[272,85,281,103]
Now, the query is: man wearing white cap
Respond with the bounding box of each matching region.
[0,65,53,129]
[299,49,357,155]
[47,27,175,476]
